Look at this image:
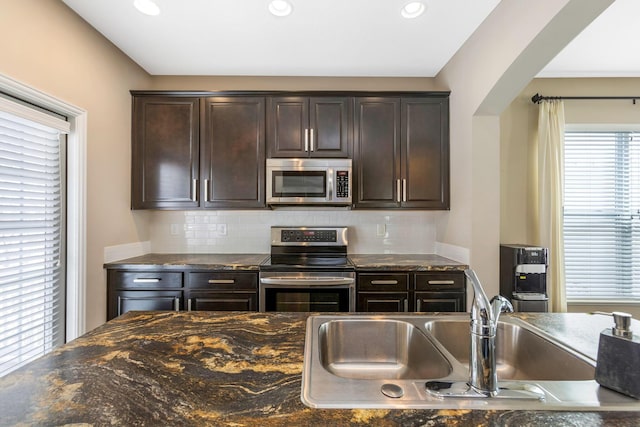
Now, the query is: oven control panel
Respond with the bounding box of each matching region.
[281,229,336,243]
[271,226,348,246]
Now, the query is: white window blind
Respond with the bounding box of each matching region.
[0,100,68,377]
[564,131,640,301]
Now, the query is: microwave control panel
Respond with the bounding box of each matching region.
[336,170,349,198]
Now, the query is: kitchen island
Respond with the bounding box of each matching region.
[1,311,639,426]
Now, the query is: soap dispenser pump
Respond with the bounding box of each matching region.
[595,312,640,399]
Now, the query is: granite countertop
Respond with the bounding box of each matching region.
[348,253,467,271]
[104,253,468,272]
[1,311,639,426]
[104,253,269,270]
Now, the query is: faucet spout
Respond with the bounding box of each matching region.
[464,268,513,396]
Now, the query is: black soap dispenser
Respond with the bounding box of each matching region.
[595,312,640,399]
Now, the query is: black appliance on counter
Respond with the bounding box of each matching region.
[500,244,549,312]
[259,226,355,312]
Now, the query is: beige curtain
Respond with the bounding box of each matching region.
[537,100,567,312]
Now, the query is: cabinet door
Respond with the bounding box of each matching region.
[401,97,450,209]
[187,291,257,311]
[267,97,309,157]
[353,97,401,208]
[112,290,182,319]
[308,97,351,158]
[415,291,464,312]
[357,292,409,312]
[202,97,265,208]
[132,96,200,209]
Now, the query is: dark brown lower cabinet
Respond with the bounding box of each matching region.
[106,268,258,320]
[356,271,465,313]
[186,271,258,311]
[187,291,257,311]
[415,292,463,312]
[357,292,408,312]
[113,291,182,318]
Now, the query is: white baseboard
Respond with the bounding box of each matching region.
[104,241,151,263]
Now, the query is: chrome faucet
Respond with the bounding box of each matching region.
[426,269,544,401]
[465,268,513,396]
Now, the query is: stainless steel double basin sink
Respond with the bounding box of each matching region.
[302,314,640,410]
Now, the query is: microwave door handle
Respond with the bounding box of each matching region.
[328,169,333,201]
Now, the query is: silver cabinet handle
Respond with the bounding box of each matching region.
[402,178,407,202]
[417,299,422,312]
[174,297,180,311]
[428,280,455,285]
[371,280,398,285]
[187,298,192,311]
[304,128,309,152]
[404,299,409,312]
[191,179,197,202]
[133,278,161,283]
[204,179,209,202]
[208,279,235,284]
[396,179,401,203]
[310,128,314,151]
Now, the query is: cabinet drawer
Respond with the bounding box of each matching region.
[188,272,257,290]
[358,273,409,291]
[414,272,464,290]
[111,271,183,289]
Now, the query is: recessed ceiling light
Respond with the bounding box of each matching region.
[134,0,160,16]
[268,0,293,17]
[401,1,426,19]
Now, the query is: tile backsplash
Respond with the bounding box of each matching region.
[149,210,439,254]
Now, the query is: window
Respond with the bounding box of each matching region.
[564,130,640,301]
[0,97,69,376]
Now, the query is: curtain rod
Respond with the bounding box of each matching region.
[531,93,639,104]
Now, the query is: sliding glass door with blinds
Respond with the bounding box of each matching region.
[0,97,69,377]
[564,131,640,301]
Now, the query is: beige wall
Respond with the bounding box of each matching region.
[500,78,640,316]
[0,0,152,332]
[151,75,441,91]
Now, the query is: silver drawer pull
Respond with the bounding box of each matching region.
[371,280,399,285]
[428,280,455,285]
[208,279,235,284]
[133,278,161,283]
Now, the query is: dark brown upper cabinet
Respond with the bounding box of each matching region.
[267,97,351,158]
[131,93,266,210]
[201,97,265,209]
[132,96,200,209]
[353,96,449,209]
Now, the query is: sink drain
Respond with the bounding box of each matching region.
[381,383,404,398]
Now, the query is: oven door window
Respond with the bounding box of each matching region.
[264,288,350,312]
[272,171,326,198]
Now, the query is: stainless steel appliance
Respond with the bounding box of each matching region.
[500,244,549,312]
[266,158,352,206]
[259,226,355,312]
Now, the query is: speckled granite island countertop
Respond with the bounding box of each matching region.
[2,312,640,426]
[104,253,269,270]
[349,254,467,271]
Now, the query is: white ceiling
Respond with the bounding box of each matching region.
[61,0,640,78]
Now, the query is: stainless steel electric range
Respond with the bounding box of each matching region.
[259,226,355,312]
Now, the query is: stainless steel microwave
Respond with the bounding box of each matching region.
[266,158,352,206]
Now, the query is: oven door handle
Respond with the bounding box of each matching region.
[260,277,355,286]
